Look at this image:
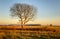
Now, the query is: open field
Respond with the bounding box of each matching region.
[0,25,60,39]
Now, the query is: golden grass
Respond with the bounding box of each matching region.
[0,25,60,39]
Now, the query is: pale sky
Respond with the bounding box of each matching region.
[0,0,60,25]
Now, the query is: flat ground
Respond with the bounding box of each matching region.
[0,25,60,39]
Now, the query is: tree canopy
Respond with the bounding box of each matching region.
[10,3,37,28]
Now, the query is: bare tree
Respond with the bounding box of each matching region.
[10,3,37,28]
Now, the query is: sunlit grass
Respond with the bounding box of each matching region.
[0,25,60,39]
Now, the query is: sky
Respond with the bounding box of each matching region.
[0,0,60,25]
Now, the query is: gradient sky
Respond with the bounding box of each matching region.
[0,0,60,25]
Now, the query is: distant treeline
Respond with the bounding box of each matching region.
[0,24,41,26]
[25,24,41,26]
[0,24,60,26]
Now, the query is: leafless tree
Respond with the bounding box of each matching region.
[10,3,37,28]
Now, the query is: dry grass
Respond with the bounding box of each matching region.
[0,25,60,39]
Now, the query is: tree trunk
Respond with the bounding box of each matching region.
[21,19,23,28]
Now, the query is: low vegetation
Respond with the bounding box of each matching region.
[0,25,60,39]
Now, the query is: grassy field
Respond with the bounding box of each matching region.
[0,25,60,39]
